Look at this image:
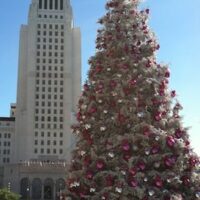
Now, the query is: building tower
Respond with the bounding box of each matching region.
[14,0,81,163]
[1,0,81,199]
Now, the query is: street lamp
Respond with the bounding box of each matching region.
[26,187,29,200]
[8,182,11,192]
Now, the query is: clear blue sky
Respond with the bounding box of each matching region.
[0,0,199,155]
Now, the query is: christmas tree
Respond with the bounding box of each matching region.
[66,0,200,199]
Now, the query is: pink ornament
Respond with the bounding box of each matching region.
[83,155,91,166]
[129,167,137,176]
[166,136,176,148]
[89,107,97,114]
[123,152,131,161]
[154,176,163,188]
[154,112,162,121]
[129,178,138,187]
[181,176,190,186]
[189,156,199,167]
[106,175,114,187]
[137,161,146,171]
[96,160,105,170]
[129,79,137,86]
[165,69,170,78]
[151,145,160,154]
[171,90,176,97]
[143,126,151,137]
[122,139,130,151]
[84,84,89,91]
[95,65,103,73]
[164,155,177,168]
[86,170,93,180]
[145,9,150,14]
[110,80,117,88]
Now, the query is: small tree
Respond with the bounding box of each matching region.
[66,0,200,199]
[0,188,20,200]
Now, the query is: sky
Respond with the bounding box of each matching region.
[0,0,200,155]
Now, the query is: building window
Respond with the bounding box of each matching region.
[35,140,38,145]
[53,149,56,154]
[34,149,38,154]
[41,148,44,154]
[60,132,63,137]
[60,141,63,145]
[59,149,63,154]
[47,149,50,154]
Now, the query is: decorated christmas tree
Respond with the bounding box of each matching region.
[66,0,200,199]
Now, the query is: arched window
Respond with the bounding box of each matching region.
[44,178,54,200]
[20,178,30,199]
[32,178,42,199]
[56,178,65,198]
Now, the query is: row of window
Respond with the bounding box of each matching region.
[35,109,63,115]
[35,87,63,93]
[35,94,63,100]
[37,23,64,30]
[36,65,64,71]
[36,51,64,57]
[39,0,64,11]
[35,116,63,122]
[36,58,64,64]
[37,37,64,45]
[1,157,10,163]
[35,132,63,137]
[37,44,64,50]
[0,141,11,146]
[36,79,64,85]
[0,122,12,127]
[0,133,11,138]
[34,140,63,146]
[35,101,63,107]
[35,123,63,129]
[36,72,64,78]
[34,148,63,154]
[38,14,64,19]
[0,149,10,155]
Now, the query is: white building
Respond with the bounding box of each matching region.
[0,0,81,199]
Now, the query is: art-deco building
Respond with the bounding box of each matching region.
[0,0,81,199]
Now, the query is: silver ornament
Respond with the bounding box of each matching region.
[80,151,86,156]
[100,126,106,131]
[108,152,114,158]
[196,191,200,198]
[117,74,122,77]
[107,68,111,71]
[85,124,91,129]
[155,136,160,141]
[137,112,144,118]
[144,177,148,182]
[98,99,103,103]
[154,162,160,168]
[104,110,108,114]
[133,145,138,151]
[118,99,123,103]
[115,187,122,193]
[145,149,150,155]
[148,190,155,196]
[90,188,96,193]
[121,170,126,175]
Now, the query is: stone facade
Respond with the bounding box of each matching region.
[0,0,81,199]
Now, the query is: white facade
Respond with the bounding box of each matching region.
[14,0,81,163]
[0,0,81,199]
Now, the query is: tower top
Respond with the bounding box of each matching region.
[31,0,71,11]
